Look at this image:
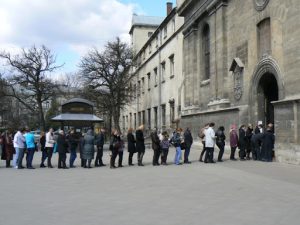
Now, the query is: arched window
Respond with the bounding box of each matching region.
[202,24,210,80]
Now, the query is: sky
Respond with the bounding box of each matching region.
[0,0,176,76]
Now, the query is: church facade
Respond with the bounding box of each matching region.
[121,0,300,164]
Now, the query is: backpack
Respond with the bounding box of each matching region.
[199,128,205,139]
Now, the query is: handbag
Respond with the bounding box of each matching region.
[180,142,186,150]
[53,143,58,153]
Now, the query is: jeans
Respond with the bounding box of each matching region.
[58,152,67,168]
[17,148,25,168]
[69,149,77,167]
[95,146,104,166]
[152,148,161,165]
[41,150,48,165]
[174,147,182,165]
[199,141,206,161]
[161,148,169,164]
[118,151,123,166]
[216,143,224,161]
[46,147,53,167]
[204,147,214,163]
[137,151,144,165]
[230,147,237,159]
[26,148,35,168]
[184,146,191,162]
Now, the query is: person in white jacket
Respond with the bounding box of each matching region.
[13,128,26,169]
[45,128,55,168]
[204,122,216,163]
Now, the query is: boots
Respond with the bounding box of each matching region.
[87,159,92,168]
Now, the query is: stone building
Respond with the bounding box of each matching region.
[121,3,185,136]
[177,0,300,163]
[121,0,300,164]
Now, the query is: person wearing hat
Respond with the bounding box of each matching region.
[229,124,238,160]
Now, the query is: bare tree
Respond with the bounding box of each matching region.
[0,45,63,130]
[79,37,135,131]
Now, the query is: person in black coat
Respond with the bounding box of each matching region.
[136,125,145,166]
[238,125,247,160]
[215,126,226,162]
[251,132,264,160]
[68,130,79,168]
[183,128,193,164]
[261,125,275,162]
[245,124,253,160]
[95,128,106,167]
[151,129,161,166]
[127,128,136,166]
[109,129,120,169]
[57,130,69,169]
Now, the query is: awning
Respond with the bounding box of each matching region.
[51,113,103,122]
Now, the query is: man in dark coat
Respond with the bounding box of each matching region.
[127,128,136,166]
[238,125,247,160]
[184,128,193,164]
[215,126,225,162]
[136,125,145,166]
[95,128,106,167]
[251,132,264,160]
[151,129,161,166]
[261,125,275,162]
[57,130,69,169]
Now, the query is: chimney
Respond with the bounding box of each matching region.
[167,2,173,15]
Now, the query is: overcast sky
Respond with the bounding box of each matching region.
[0,0,176,75]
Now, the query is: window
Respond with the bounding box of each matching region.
[257,18,271,59]
[163,26,167,39]
[126,115,128,129]
[122,116,125,130]
[203,24,210,80]
[161,104,166,127]
[142,110,146,126]
[137,80,141,96]
[147,108,151,129]
[138,112,141,126]
[149,43,152,54]
[172,18,175,33]
[129,113,132,128]
[142,51,145,60]
[154,107,158,129]
[170,102,175,124]
[154,67,158,87]
[169,54,174,78]
[147,72,151,90]
[134,113,137,129]
[133,84,137,99]
[155,36,159,48]
[148,32,153,37]
[161,61,166,82]
[141,77,145,94]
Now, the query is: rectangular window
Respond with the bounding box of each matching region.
[141,77,145,94]
[161,61,166,82]
[126,115,128,130]
[149,43,152,54]
[154,107,158,129]
[147,108,151,130]
[169,54,174,78]
[172,18,175,33]
[147,72,151,90]
[155,36,159,48]
[122,116,125,130]
[161,104,166,127]
[137,80,141,96]
[257,18,271,59]
[163,26,167,39]
[129,113,132,128]
[142,110,146,126]
[154,67,158,87]
[170,103,175,124]
[134,113,137,129]
[138,112,141,126]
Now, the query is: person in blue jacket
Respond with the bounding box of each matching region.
[25,129,36,169]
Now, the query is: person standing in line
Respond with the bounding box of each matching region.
[57,130,69,169]
[127,128,136,166]
[109,129,120,169]
[81,129,95,168]
[261,125,275,162]
[0,133,3,166]
[45,128,55,168]
[117,133,125,167]
[25,129,36,169]
[215,126,226,162]
[250,132,264,160]
[160,131,170,165]
[39,131,47,167]
[238,125,247,160]
[68,129,79,168]
[13,127,26,169]
[245,124,254,160]
[255,121,264,134]
[204,123,216,163]
[151,129,161,166]
[172,128,183,165]
[1,131,15,168]
[199,123,209,162]
[136,125,145,166]
[95,128,106,167]
[183,127,193,164]
[229,125,238,160]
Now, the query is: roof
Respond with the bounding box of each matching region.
[229,58,245,72]
[62,98,94,106]
[51,113,103,122]
[130,15,164,34]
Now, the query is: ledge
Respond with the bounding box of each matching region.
[181,106,240,117]
[200,79,210,86]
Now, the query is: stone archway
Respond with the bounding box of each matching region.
[249,57,285,124]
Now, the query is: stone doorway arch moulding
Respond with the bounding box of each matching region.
[249,56,285,123]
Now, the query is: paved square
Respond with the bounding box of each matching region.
[0,146,300,225]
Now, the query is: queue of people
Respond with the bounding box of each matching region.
[0,121,275,169]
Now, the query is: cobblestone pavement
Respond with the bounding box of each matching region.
[0,145,299,225]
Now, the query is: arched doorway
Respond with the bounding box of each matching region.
[257,73,278,125]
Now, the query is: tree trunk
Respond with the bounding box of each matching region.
[37,95,46,131]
